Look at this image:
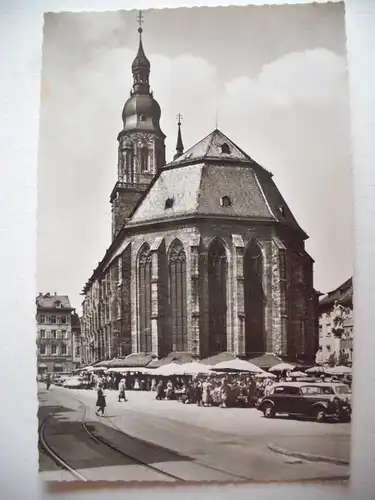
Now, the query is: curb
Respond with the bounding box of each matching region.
[267,442,350,466]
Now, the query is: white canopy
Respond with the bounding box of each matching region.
[326,365,352,375]
[269,362,296,373]
[289,371,307,378]
[254,371,277,379]
[152,362,183,376]
[84,366,106,372]
[305,366,327,374]
[179,362,213,375]
[212,358,264,373]
[105,366,150,374]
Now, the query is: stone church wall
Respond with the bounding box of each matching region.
[82,220,317,362]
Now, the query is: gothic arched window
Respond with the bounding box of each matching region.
[138,244,152,352]
[208,239,228,353]
[244,240,265,354]
[168,240,187,351]
[140,146,149,172]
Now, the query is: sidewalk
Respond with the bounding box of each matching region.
[268,434,350,465]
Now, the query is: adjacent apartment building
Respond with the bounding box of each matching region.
[317,277,353,364]
[36,293,81,373]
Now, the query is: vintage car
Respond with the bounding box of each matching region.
[62,376,88,389]
[257,382,351,423]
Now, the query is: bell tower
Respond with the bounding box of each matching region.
[110,11,166,240]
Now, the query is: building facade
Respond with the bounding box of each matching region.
[36,293,74,373]
[316,277,353,365]
[81,17,318,366]
[71,311,82,368]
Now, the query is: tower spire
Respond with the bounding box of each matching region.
[174,114,184,159]
[131,11,150,95]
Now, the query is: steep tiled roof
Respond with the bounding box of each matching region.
[319,277,353,307]
[167,129,258,167]
[36,293,71,309]
[128,129,305,236]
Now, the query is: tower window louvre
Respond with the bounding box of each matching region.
[220,196,232,207]
[140,146,149,172]
[140,114,146,122]
[221,143,231,154]
[165,198,174,209]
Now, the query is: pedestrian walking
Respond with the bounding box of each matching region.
[46,374,51,390]
[95,384,106,416]
[118,378,127,402]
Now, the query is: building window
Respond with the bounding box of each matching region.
[220,196,232,207]
[61,330,67,339]
[244,240,265,354]
[278,206,286,217]
[208,239,228,353]
[138,244,152,353]
[75,346,81,357]
[51,344,57,355]
[165,198,174,209]
[61,344,67,355]
[169,239,188,351]
[221,143,230,154]
[39,315,45,324]
[40,329,46,338]
[50,316,56,324]
[140,146,149,172]
[140,114,146,122]
[39,344,46,355]
[51,330,56,339]
[61,316,66,324]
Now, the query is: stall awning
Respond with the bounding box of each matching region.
[38,363,48,368]
[54,363,63,368]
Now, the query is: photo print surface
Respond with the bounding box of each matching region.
[37,3,353,487]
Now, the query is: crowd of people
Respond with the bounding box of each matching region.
[85,371,283,410]
[42,366,352,416]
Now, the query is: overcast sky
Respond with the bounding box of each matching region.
[37,3,352,313]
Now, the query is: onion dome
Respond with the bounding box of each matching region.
[119,12,165,138]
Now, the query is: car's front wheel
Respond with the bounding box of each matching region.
[313,406,326,423]
[262,403,275,419]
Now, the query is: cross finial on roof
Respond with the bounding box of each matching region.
[137,10,144,34]
[174,113,184,159]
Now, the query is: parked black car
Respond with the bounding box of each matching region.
[257,382,351,423]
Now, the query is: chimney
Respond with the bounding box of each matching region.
[38,293,42,297]
[54,292,57,296]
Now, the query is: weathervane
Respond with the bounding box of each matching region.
[177,113,183,126]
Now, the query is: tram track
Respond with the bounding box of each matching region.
[39,415,89,481]
[69,392,252,482]
[39,395,187,482]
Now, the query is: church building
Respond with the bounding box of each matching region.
[80,16,319,366]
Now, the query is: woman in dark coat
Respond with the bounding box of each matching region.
[155,380,165,400]
[95,384,106,416]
